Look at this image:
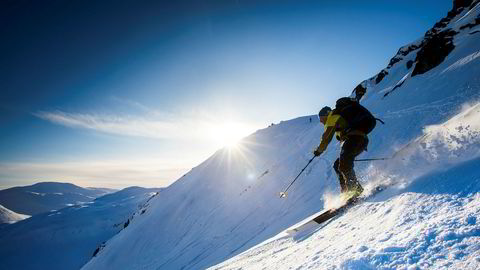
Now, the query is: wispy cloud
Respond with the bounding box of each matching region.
[34,110,191,140]
[34,103,260,147]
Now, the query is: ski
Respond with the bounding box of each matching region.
[286,186,386,236]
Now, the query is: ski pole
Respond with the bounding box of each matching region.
[354,157,390,162]
[279,156,316,198]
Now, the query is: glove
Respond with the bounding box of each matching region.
[313,147,323,157]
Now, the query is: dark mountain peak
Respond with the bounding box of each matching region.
[28,182,81,192]
[453,0,475,10]
[353,0,480,99]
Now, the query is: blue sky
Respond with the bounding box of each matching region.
[0,0,453,189]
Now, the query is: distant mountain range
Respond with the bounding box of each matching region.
[0,182,117,215]
[0,186,162,270]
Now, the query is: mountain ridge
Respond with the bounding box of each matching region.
[0,181,116,215]
[0,186,161,270]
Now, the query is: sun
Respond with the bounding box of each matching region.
[210,121,252,149]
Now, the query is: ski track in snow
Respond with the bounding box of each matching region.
[442,50,480,74]
[381,82,480,120]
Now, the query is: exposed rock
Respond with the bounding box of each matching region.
[447,10,458,19]
[425,17,453,38]
[470,0,480,9]
[412,29,457,76]
[92,242,106,257]
[459,17,480,30]
[375,70,388,84]
[434,17,450,29]
[350,0,478,97]
[387,56,403,68]
[400,44,422,56]
[92,247,100,257]
[386,43,423,69]
[406,60,414,69]
[353,83,367,100]
[453,0,474,10]
[426,0,477,38]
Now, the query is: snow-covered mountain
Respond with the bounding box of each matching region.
[0,187,161,270]
[0,182,116,215]
[0,205,29,226]
[76,1,479,269]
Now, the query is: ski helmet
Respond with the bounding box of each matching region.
[318,106,332,118]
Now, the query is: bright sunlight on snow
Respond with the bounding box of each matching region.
[208,121,254,148]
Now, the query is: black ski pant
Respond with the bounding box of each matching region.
[333,135,369,193]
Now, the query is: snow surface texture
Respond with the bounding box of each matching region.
[83,3,480,270]
[0,205,29,225]
[213,109,480,270]
[0,187,160,270]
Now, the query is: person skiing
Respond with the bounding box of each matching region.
[313,98,373,198]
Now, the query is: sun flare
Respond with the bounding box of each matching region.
[210,121,253,149]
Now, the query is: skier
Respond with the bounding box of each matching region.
[313,97,376,198]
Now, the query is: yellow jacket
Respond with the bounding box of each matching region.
[317,111,366,152]
[318,112,346,152]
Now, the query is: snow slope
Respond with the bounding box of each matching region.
[83,2,480,270]
[0,205,29,225]
[213,107,480,269]
[0,187,160,270]
[0,182,116,215]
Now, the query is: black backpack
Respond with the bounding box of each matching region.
[332,97,383,134]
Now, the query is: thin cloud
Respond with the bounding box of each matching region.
[34,108,260,145]
[34,110,201,140]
